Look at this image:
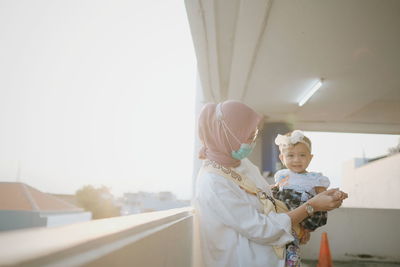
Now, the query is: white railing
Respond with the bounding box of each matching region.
[0,207,194,267]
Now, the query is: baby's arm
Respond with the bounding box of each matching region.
[314,186,327,194]
[314,173,330,194]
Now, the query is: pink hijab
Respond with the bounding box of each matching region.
[198,100,263,167]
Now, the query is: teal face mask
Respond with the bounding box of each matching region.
[231,142,256,160]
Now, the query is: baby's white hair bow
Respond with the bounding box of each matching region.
[274,130,311,151]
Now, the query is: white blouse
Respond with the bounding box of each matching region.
[274,169,330,201]
[194,158,294,267]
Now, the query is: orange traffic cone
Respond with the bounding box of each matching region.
[317,232,333,267]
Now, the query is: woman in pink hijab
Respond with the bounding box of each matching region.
[198,100,263,167]
[194,100,347,267]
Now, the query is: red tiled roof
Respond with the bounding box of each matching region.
[0,182,82,212]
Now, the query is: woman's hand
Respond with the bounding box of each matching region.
[287,188,348,226]
[308,188,348,212]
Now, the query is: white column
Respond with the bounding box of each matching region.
[192,71,205,199]
[191,70,206,267]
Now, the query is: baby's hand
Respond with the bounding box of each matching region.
[332,189,348,201]
[315,186,327,194]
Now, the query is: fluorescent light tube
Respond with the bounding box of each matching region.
[298,79,323,107]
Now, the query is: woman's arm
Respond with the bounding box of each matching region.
[198,173,347,246]
[286,188,347,225]
[286,203,310,226]
[202,174,294,246]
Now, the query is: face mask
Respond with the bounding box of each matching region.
[231,142,256,160]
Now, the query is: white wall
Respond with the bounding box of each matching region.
[341,153,400,209]
[302,207,400,263]
[45,212,92,227]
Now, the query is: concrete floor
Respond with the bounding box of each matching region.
[302,260,400,267]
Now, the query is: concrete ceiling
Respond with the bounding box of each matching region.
[185,0,400,134]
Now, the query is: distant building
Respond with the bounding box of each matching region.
[120,191,190,215]
[0,182,91,231]
[51,193,80,207]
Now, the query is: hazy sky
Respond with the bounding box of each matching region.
[305,131,399,189]
[0,0,197,199]
[0,1,398,201]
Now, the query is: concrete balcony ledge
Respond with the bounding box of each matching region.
[2,205,399,266]
[0,207,194,267]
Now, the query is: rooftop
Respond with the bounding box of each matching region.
[0,182,82,212]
